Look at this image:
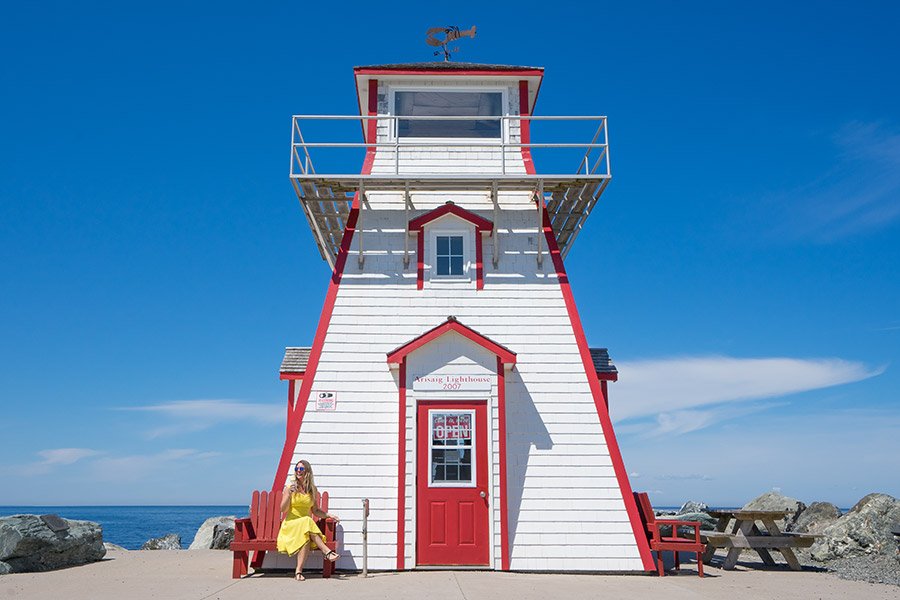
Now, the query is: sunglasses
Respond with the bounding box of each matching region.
[295,466,306,472]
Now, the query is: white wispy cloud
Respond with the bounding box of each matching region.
[771,121,900,240]
[119,399,284,438]
[612,355,881,423]
[36,448,101,466]
[609,355,883,437]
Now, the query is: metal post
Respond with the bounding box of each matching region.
[536,179,544,268]
[362,498,369,577]
[491,181,499,267]
[358,181,365,269]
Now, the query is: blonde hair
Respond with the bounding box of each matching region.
[291,459,318,500]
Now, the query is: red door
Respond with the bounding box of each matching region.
[416,401,490,566]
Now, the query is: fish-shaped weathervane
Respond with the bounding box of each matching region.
[426,25,477,62]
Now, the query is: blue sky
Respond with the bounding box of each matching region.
[1,1,898,507]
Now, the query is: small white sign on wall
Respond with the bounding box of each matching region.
[413,374,494,392]
[315,392,337,411]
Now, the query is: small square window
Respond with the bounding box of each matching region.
[436,235,464,276]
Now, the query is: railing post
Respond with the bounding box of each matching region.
[536,179,544,268]
[492,181,499,268]
[358,180,365,269]
[403,184,411,268]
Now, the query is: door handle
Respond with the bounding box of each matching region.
[479,490,487,499]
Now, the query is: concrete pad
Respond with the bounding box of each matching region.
[0,549,896,600]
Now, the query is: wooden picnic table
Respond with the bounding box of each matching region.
[701,509,818,571]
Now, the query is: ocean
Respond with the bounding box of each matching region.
[0,506,247,550]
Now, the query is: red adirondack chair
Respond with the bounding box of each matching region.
[231,489,337,578]
[634,491,705,577]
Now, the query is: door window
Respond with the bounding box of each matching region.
[428,411,475,486]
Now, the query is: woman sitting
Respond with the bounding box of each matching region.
[276,459,340,580]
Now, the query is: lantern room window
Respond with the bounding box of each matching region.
[395,90,503,139]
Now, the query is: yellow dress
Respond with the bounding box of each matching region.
[276,491,324,556]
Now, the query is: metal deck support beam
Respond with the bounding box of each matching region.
[357,180,365,269]
[403,184,411,268]
[492,182,499,268]
[536,179,544,268]
[291,178,335,272]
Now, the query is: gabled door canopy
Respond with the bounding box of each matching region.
[386,316,516,367]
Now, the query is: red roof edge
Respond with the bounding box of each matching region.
[409,202,493,233]
[386,317,516,365]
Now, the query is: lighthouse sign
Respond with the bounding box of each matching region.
[413,374,494,392]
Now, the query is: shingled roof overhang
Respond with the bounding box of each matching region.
[589,347,618,382]
[280,347,311,380]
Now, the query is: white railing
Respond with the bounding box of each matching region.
[290,115,610,182]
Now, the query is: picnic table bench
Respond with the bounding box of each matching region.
[230,489,338,578]
[701,509,821,570]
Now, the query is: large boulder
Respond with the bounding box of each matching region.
[188,516,235,550]
[211,525,234,550]
[0,514,106,573]
[743,491,807,530]
[793,501,842,534]
[141,533,181,550]
[810,493,900,561]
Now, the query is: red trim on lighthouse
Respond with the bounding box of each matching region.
[518,80,655,571]
[496,356,510,571]
[409,203,493,232]
[386,317,516,365]
[354,67,544,77]
[409,203,493,291]
[362,79,379,173]
[272,81,380,492]
[396,359,407,569]
[286,379,295,436]
[279,372,304,381]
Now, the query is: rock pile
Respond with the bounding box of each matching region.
[810,493,900,561]
[672,490,899,586]
[0,515,106,574]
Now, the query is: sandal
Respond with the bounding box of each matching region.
[294,572,305,581]
[324,550,339,562]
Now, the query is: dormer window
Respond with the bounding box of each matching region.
[409,202,494,291]
[395,90,503,139]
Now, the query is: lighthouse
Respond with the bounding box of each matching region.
[269,60,654,572]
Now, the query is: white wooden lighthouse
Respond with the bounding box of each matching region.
[269,61,654,572]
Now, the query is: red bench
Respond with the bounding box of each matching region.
[634,491,705,577]
[231,489,337,578]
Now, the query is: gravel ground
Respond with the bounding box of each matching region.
[825,555,900,587]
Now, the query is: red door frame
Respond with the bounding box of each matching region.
[415,400,491,566]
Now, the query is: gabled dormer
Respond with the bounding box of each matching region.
[409,201,493,290]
